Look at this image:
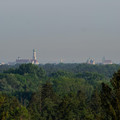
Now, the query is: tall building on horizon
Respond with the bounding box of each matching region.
[15,49,39,65]
[33,49,37,60]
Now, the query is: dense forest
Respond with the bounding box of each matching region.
[0,63,120,120]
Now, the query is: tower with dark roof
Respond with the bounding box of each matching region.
[33,49,37,60]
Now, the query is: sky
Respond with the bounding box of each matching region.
[0,0,120,63]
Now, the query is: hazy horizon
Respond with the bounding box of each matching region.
[0,0,120,64]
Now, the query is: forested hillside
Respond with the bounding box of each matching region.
[0,63,120,120]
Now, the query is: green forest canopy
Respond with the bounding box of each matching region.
[0,63,120,120]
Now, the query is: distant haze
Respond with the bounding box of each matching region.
[0,0,120,63]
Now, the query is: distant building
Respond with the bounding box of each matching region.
[16,59,32,64]
[102,60,112,65]
[16,49,39,65]
[86,58,95,65]
[60,59,63,63]
[0,62,5,65]
[8,62,16,65]
[102,57,112,65]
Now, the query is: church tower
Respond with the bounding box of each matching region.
[33,49,37,60]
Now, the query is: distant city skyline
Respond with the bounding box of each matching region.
[0,49,116,64]
[0,0,120,64]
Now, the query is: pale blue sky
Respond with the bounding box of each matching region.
[0,0,120,63]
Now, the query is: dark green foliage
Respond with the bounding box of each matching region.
[74,64,120,78]
[58,91,94,120]
[28,83,94,120]
[0,94,30,120]
[28,82,58,120]
[76,72,106,88]
[0,64,18,73]
[76,72,104,81]
[49,70,73,78]
[4,63,46,77]
[0,64,46,93]
[41,82,56,100]
[90,90,103,120]
[40,63,120,78]
[0,63,120,120]
[100,69,120,120]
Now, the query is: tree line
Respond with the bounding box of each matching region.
[0,63,120,120]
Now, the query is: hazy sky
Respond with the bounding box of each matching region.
[0,0,120,63]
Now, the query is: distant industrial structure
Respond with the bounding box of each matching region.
[16,49,39,65]
[102,57,112,65]
[86,57,113,65]
[86,58,95,65]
